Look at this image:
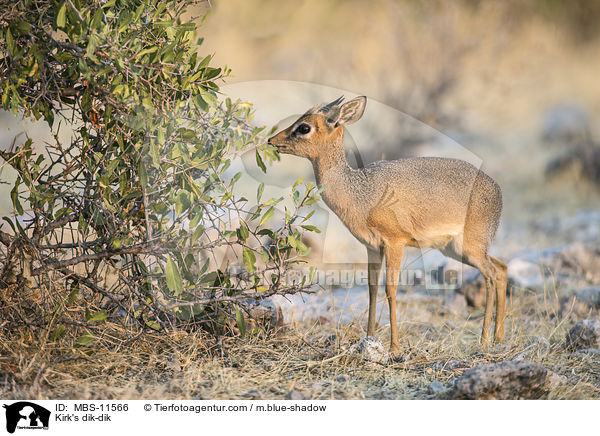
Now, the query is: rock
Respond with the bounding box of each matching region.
[285,389,305,400]
[443,361,551,400]
[559,295,594,319]
[243,389,264,399]
[571,348,600,361]
[348,336,389,364]
[334,374,350,383]
[512,336,551,361]
[457,273,486,308]
[427,381,446,395]
[546,243,600,283]
[547,372,567,388]
[566,319,600,350]
[167,358,182,373]
[578,288,600,306]
[249,298,284,329]
[457,273,514,308]
[310,382,325,392]
[559,288,600,319]
[236,298,284,333]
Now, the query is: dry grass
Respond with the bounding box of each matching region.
[1,282,598,400]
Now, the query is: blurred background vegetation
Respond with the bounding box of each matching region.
[197,0,600,258]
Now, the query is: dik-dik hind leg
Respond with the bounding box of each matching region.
[491,256,507,343]
[445,244,498,345]
[464,254,497,345]
[367,247,383,337]
[384,243,404,355]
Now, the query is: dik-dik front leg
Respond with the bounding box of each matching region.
[384,243,404,355]
[367,247,383,337]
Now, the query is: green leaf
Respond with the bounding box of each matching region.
[257,182,264,203]
[175,190,190,215]
[67,282,79,306]
[199,89,218,107]
[86,309,107,322]
[138,160,148,186]
[259,206,274,227]
[14,21,32,34]
[145,320,161,331]
[235,308,246,337]
[57,2,67,28]
[237,224,249,241]
[242,246,256,272]
[76,334,95,346]
[2,217,16,233]
[135,46,158,60]
[255,150,267,173]
[292,177,304,191]
[5,28,15,55]
[10,178,23,215]
[166,255,184,295]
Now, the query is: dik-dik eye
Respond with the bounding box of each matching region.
[294,123,311,136]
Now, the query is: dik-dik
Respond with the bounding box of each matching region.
[268,96,507,355]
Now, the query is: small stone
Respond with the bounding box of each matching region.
[547,372,567,388]
[550,244,600,283]
[285,389,305,400]
[578,288,600,307]
[310,382,324,392]
[246,298,284,330]
[334,374,350,383]
[348,336,389,364]
[559,288,600,319]
[566,319,600,350]
[167,358,182,373]
[444,361,550,400]
[458,273,515,308]
[243,389,264,399]
[457,273,486,308]
[571,348,600,361]
[427,381,446,395]
[559,296,593,319]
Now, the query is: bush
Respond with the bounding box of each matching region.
[0,0,319,346]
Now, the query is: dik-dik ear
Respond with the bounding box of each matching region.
[335,96,366,127]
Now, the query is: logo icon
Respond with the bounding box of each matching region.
[3,402,50,434]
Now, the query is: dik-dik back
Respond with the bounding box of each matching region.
[358,157,503,250]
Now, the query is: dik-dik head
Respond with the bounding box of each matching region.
[268,96,366,159]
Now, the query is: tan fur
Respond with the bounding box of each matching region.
[269,96,507,353]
